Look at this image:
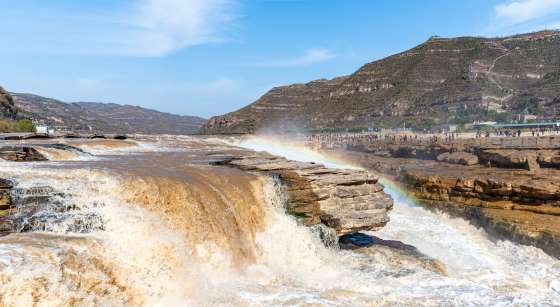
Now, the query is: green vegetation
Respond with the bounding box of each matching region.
[544,71,560,82]
[0,119,35,133]
[527,103,546,116]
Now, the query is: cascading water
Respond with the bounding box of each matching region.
[234,136,560,305]
[0,136,558,306]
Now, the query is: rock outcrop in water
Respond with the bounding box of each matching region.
[339,233,448,275]
[0,180,83,233]
[202,30,560,134]
[0,146,47,161]
[214,154,393,235]
[0,144,87,161]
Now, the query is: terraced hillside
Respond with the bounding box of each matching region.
[202,30,560,134]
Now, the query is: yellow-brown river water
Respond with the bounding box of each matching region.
[0,136,558,306]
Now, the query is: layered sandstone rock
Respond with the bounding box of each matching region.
[332,149,560,258]
[213,154,393,235]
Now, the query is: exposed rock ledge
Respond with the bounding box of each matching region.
[0,144,86,161]
[331,149,560,258]
[213,154,393,235]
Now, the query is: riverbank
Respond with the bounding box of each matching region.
[321,137,560,258]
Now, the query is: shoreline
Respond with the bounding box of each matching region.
[323,144,560,259]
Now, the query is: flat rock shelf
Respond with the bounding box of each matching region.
[213,153,393,236]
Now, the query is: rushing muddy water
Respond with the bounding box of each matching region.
[0,136,559,306]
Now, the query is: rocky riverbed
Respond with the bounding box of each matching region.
[0,135,559,305]
[324,137,560,258]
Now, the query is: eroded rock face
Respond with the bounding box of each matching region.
[332,149,560,258]
[213,154,393,235]
[476,149,531,168]
[436,151,478,165]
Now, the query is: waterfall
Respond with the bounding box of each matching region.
[235,136,560,305]
[0,137,558,306]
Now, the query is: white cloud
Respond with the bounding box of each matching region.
[0,0,238,57]
[495,0,560,25]
[251,48,336,67]
[127,0,238,56]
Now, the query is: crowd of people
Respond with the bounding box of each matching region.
[304,127,560,149]
[304,131,462,149]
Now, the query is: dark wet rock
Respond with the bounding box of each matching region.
[310,224,339,248]
[339,233,447,275]
[0,179,14,189]
[0,181,103,234]
[113,134,127,140]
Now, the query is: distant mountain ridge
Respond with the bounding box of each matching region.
[201,30,560,134]
[11,92,206,134]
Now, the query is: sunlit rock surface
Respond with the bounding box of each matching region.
[214,153,393,235]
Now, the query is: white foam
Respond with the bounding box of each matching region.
[1,136,559,306]
[233,136,560,305]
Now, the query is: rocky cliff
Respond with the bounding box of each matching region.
[0,87,18,119]
[202,30,560,134]
[11,93,206,134]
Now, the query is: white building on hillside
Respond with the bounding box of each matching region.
[35,125,54,135]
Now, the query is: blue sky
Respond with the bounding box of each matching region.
[0,0,559,118]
